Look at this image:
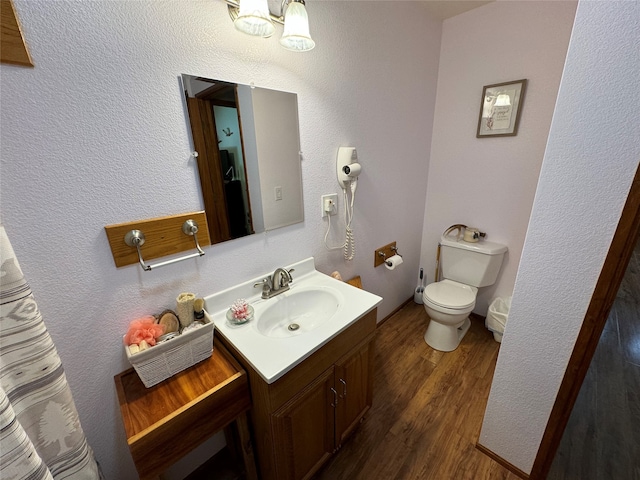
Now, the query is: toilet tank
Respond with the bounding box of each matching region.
[439,235,507,288]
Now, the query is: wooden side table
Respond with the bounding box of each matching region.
[114,338,258,480]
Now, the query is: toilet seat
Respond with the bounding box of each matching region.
[423,280,476,310]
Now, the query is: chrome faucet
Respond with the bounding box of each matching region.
[254,267,294,299]
[272,267,294,292]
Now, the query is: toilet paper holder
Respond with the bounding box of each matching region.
[375,241,402,267]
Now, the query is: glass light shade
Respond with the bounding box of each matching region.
[279,1,315,52]
[234,0,275,38]
[494,94,511,107]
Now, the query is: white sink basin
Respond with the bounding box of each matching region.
[256,286,344,338]
[204,257,382,384]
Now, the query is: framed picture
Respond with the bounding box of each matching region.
[476,79,527,137]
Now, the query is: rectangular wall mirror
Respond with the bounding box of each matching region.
[181,74,304,245]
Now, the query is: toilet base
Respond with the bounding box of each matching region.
[424,316,471,352]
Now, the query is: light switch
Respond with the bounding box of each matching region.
[275,186,283,201]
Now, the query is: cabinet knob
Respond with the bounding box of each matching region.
[330,387,338,407]
[339,378,347,398]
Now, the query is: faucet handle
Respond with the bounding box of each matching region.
[254,278,272,296]
[286,268,294,283]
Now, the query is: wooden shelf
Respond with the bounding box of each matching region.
[114,338,257,480]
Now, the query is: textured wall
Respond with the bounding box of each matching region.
[0,1,441,478]
[420,0,578,315]
[480,1,640,473]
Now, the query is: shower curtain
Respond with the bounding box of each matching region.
[0,226,100,479]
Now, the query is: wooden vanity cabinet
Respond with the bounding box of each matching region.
[272,367,336,480]
[218,308,377,480]
[334,339,374,447]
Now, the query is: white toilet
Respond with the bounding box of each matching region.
[423,234,507,352]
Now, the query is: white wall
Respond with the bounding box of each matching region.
[420,1,578,315]
[253,88,304,230]
[480,0,640,473]
[237,85,265,232]
[0,1,441,479]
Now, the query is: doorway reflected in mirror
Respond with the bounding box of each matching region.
[181,74,304,245]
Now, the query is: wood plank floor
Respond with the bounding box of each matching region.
[547,237,640,480]
[314,302,521,480]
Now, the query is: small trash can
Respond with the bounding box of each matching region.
[486,296,511,343]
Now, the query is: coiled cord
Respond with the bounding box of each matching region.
[344,226,355,261]
[343,179,357,260]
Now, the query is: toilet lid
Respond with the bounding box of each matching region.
[424,281,476,310]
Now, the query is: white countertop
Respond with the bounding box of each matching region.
[204,257,382,384]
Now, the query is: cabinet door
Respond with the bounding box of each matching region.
[272,368,335,480]
[334,338,374,447]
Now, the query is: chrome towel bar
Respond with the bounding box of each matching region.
[124,220,205,272]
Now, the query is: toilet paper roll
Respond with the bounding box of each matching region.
[384,254,404,270]
[176,292,196,328]
[464,228,480,243]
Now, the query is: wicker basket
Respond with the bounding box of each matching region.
[125,312,214,388]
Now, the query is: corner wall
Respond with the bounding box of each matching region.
[420,1,578,315]
[480,1,640,473]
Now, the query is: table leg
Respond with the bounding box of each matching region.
[236,412,258,480]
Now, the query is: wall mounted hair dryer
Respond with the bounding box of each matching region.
[337,147,362,188]
[332,147,362,260]
[324,147,362,260]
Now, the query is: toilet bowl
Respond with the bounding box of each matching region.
[423,280,476,351]
[422,233,507,352]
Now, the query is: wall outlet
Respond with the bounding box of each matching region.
[321,193,338,218]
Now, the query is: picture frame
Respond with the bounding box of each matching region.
[476,79,527,137]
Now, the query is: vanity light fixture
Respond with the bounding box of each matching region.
[233,0,275,37]
[279,0,315,51]
[226,0,316,52]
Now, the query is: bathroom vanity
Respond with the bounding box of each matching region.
[221,308,376,480]
[205,258,382,480]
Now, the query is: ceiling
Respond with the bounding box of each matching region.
[267,1,494,21]
[419,0,494,20]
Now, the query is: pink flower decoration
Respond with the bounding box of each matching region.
[124,315,165,346]
[230,299,250,320]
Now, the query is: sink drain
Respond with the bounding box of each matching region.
[288,323,300,331]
